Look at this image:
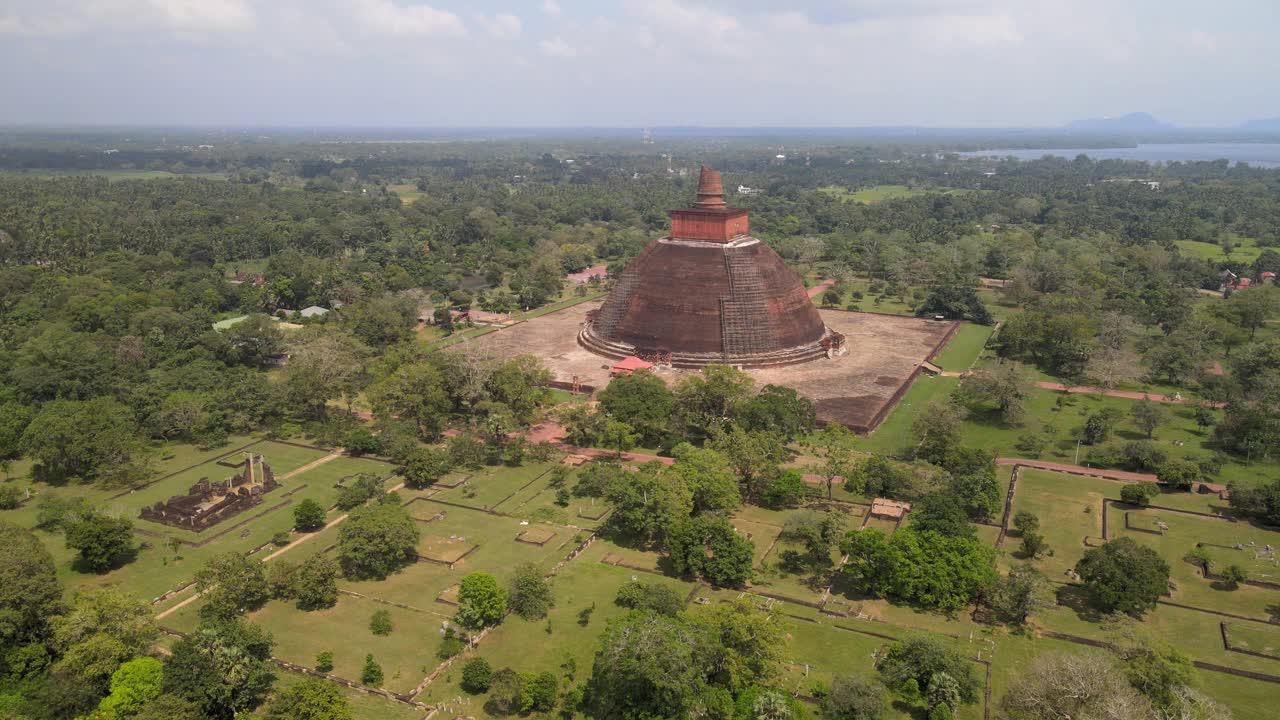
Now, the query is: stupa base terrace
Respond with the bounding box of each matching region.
[450,300,958,433]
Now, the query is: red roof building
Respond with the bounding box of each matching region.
[610,356,653,376]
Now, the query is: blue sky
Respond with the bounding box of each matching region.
[1,0,1276,127]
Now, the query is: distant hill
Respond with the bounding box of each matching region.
[1066,112,1175,131]
[1239,117,1280,131]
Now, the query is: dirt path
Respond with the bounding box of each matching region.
[995,457,1156,483]
[807,278,836,299]
[1036,381,1225,407]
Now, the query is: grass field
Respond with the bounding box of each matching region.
[1174,236,1266,263]
[0,438,397,604]
[818,184,975,204]
[932,322,995,372]
[387,183,426,204]
[146,457,1280,720]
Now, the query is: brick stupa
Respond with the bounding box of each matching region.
[580,165,840,368]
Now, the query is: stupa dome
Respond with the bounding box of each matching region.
[579,165,835,368]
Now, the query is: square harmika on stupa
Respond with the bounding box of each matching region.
[579,165,845,368]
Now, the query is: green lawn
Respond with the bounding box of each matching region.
[415,542,695,711]
[0,438,396,606]
[387,183,425,204]
[1174,236,1265,263]
[933,323,995,372]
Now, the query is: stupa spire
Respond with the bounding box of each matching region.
[692,164,726,209]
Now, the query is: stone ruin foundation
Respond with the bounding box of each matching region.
[140,454,279,532]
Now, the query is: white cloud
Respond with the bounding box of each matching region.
[624,0,757,59]
[349,0,465,37]
[479,13,521,40]
[541,0,562,17]
[1188,30,1217,54]
[0,0,255,36]
[540,35,576,57]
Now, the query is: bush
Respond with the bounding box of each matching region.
[361,654,383,686]
[1012,510,1039,536]
[438,627,466,659]
[315,651,334,673]
[520,671,558,713]
[335,474,384,510]
[1220,564,1248,588]
[821,674,887,720]
[369,609,393,636]
[0,485,22,510]
[343,427,380,456]
[614,580,684,616]
[1120,482,1160,506]
[461,657,493,694]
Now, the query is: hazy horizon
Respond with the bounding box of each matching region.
[3,0,1278,128]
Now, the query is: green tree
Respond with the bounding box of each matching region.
[604,463,693,544]
[668,443,741,514]
[614,580,685,616]
[819,671,890,717]
[366,362,453,440]
[1012,510,1039,535]
[457,572,507,630]
[337,502,419,580]
[402,447,453,489]
[584,612,712,720]
[597,370,675,446]
[292,555,338,611]
[292,498,326,532]
[508,562,553,620]
[520,670,559,712]
[97,657,164,717]
[989,565,1054,625]
[1220,564,1248,588]
[1130,399,1169,439]
[50,587,157,683]
[0,522,63,659]
[194,552,270,619]
[910,493,976,540]
[23,397,152,485]
[265,678,353,720]
[877,636,979,705]
[461,657,493,694]
[1117,638,1194,709]
[1075,537,1170,616]
[64,511,136,573]
[369,609,393,636]
[958,364,1029,424]
[778,511,843,576]
[735,385,817,441]
[689,598,785,694]
[1157,459,1200,491]
[1120,482,1160,506]
[360,654,383,687]
[223,314,286,366]
[163,618,275,720]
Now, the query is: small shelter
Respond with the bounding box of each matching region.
[299,305,330,318]
[610,356,653,376]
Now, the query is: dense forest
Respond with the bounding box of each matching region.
[1,132,1279,720]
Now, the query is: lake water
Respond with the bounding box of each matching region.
[961,143,1280,168]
